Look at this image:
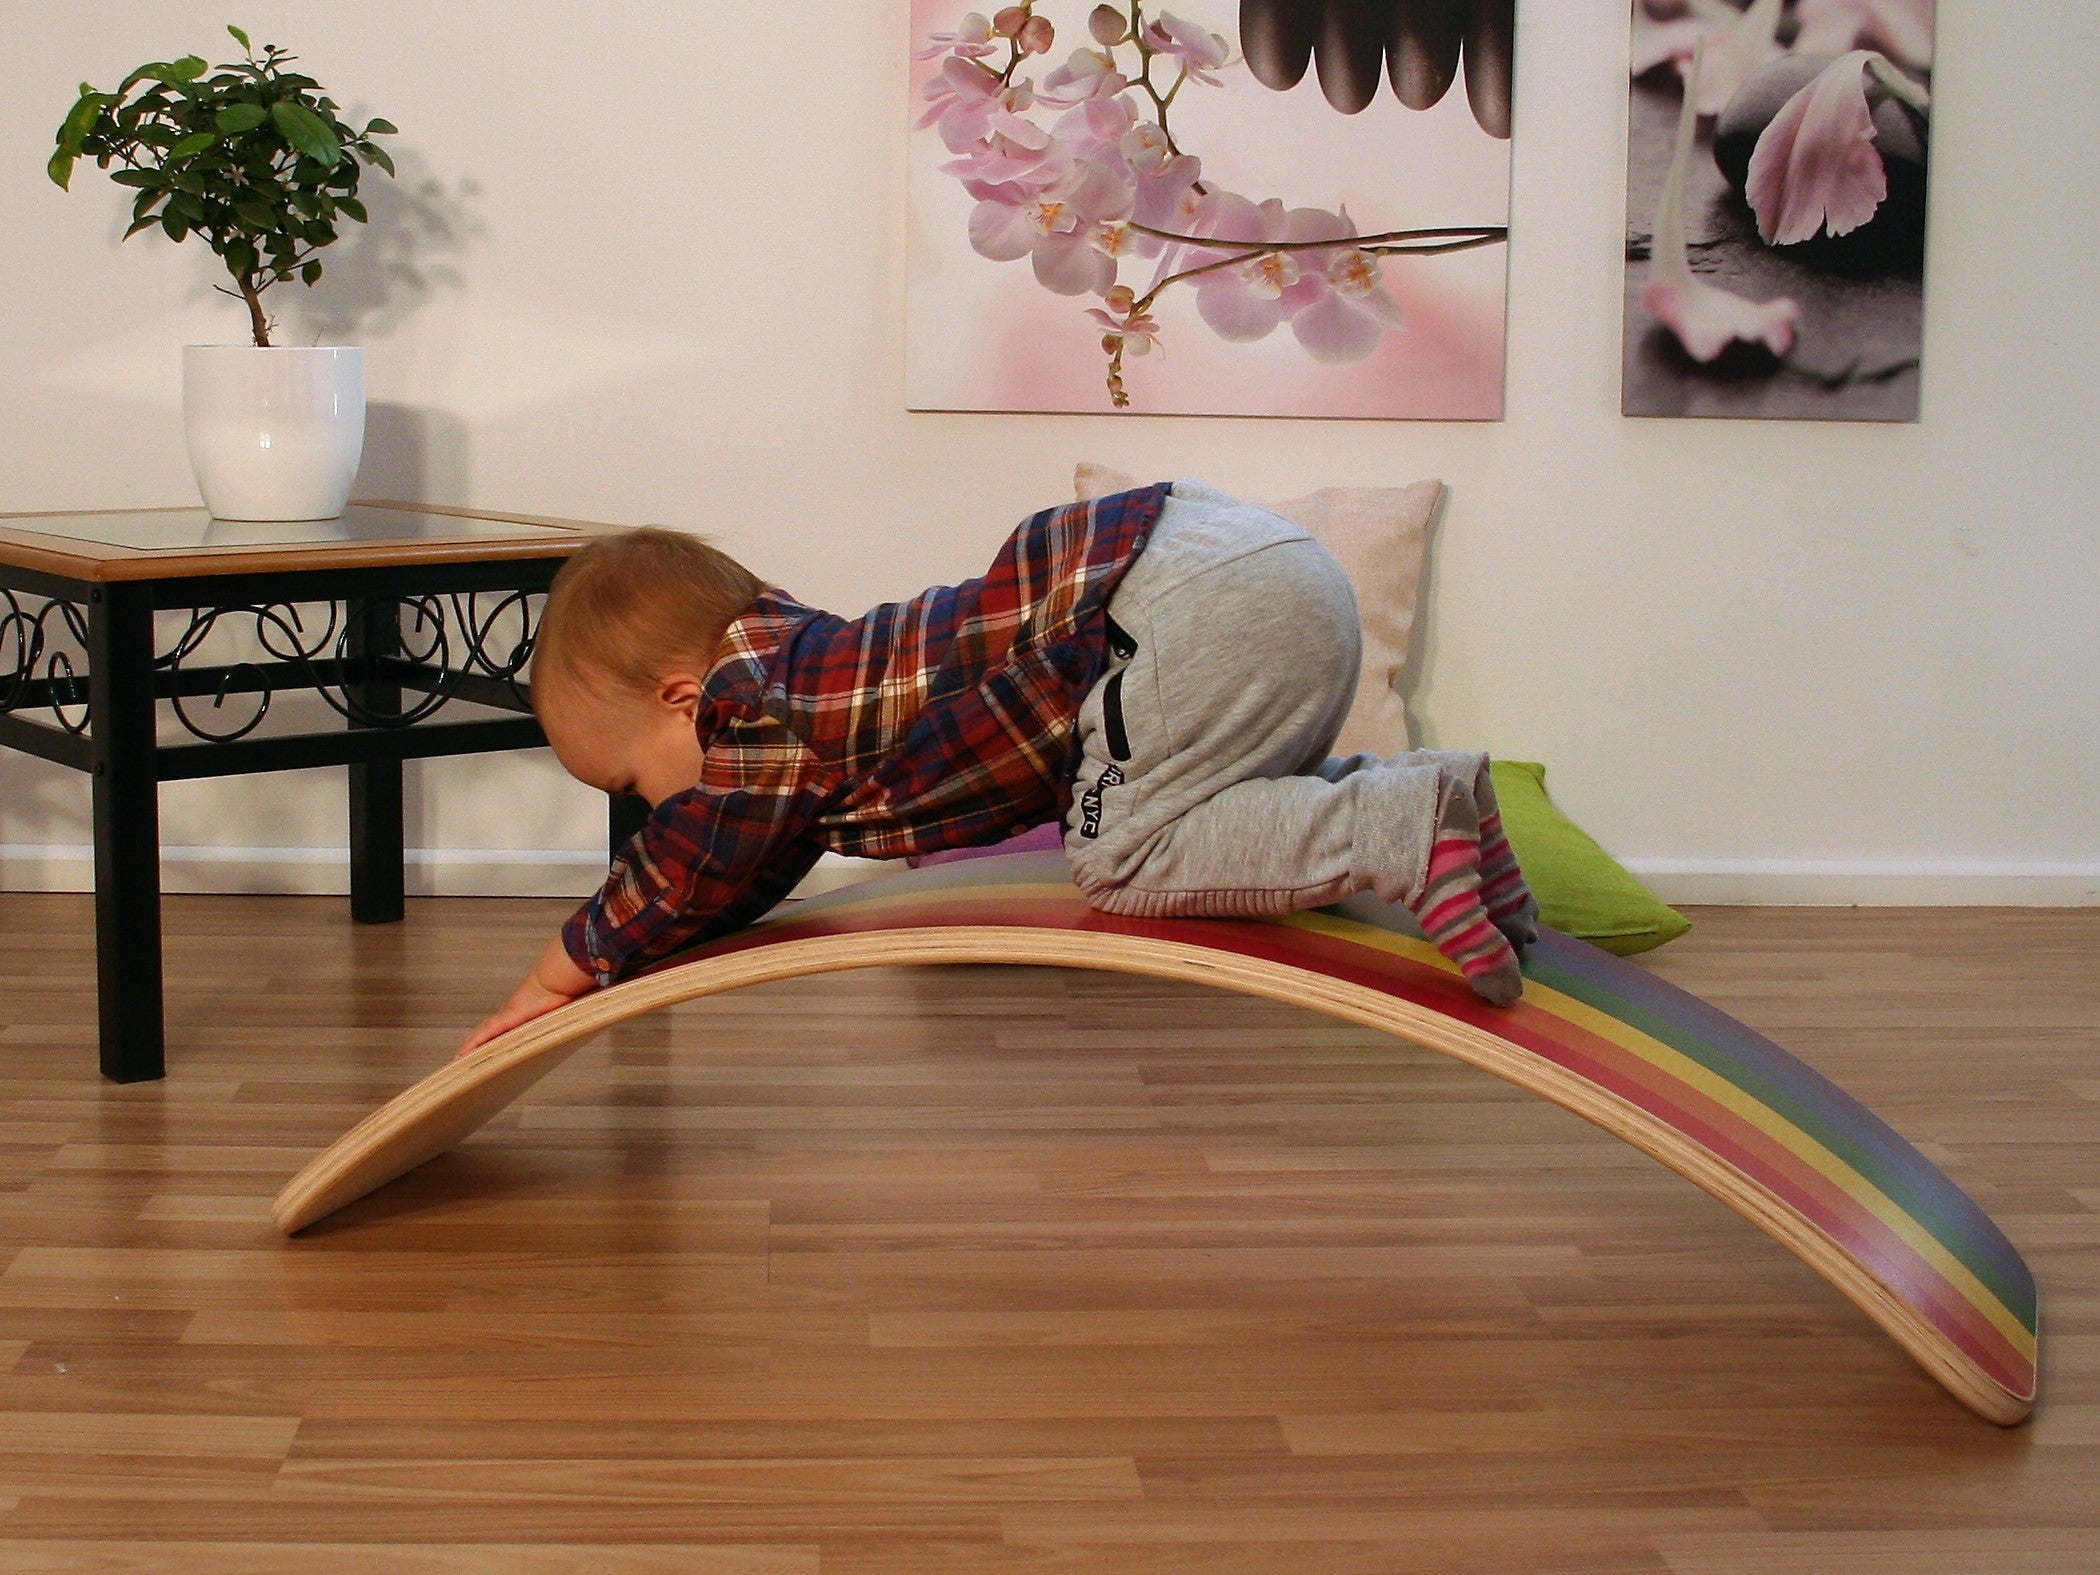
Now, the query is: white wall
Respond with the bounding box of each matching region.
[3,1,2096,906]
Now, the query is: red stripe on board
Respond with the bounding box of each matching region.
[1509,1018,2036,1398]
[683,892,2034,1396]
[1192,919,2036,1395]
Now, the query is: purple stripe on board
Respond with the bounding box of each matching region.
[1520,929,2034,1314]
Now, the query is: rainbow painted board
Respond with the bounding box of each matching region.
[274,852,2039,1425]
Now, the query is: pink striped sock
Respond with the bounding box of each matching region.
[1405,778,1523,1007]
[1475,804,1541,953]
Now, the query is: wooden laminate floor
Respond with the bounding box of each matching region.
[0,892,2094,1572]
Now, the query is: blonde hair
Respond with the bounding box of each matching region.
[533,527,765,699]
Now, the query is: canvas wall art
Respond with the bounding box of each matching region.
[907,1,1517,418]
[1623,0,1936,420]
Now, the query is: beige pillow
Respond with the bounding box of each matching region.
[1075,462,1442,756]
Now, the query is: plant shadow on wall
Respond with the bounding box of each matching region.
[264,139,481,349]
[1623,0,1934,421]
[262,140,482,504]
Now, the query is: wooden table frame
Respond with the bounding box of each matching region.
[0,501,650,1082]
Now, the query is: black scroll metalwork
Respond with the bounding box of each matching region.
[0,588,541,744]
[0,589,92,734]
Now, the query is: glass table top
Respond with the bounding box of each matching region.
[5,504,572,551]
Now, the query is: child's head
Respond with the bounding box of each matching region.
[532,528,764,805]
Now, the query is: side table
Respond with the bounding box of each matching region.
[0,501,651,1082]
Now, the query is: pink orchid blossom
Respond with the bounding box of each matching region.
[1041,47,1139,141]
[1641,45,1801,361]
[1119,121,1173,174]
[1042,45,1127,102]
[1172,195,1373,347]
[914,12,998,61]
[1140,12,1232,86]
[940,114,1061,187]
[1630,0,1785,117]
[1792,0,1934,72]
[966,158,1134,295]
[1089,286,1161,355]
[1049,85,1141,153]
[1044,114,1199,265]
[918,55,1046,154]
[1744,49,1929,245]
[1274,213,1409,365]
[1174,191,1297,340]
[1129,146,1202,260]
[1091,219,1139,259]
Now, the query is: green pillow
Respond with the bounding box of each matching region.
[1490,759,1690,956]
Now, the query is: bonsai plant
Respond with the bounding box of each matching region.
[49,26,399,520]
[51,24,397,346]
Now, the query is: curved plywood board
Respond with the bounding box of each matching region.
[275,853,2039,1425]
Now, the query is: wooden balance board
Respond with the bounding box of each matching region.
[274,851,2039,1425]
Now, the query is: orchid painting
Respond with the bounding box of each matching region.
[908,2,1517,418]
[1622,0,1936,420]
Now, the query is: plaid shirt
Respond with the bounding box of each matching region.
[562,484,1168,984]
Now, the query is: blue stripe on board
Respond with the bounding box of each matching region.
[1318,886,2033,1326]
[763,855,2035,1330]
[1519,931,2036,1329]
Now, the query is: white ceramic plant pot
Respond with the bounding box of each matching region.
[183,344,365,521]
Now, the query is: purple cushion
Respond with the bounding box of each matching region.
[906,821,1064,868]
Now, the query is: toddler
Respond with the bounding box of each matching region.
[461,481,1538,1055]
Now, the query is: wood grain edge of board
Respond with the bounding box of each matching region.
[266,924,2038,1426]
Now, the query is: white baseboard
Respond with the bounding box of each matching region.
[2,845,2095,907]
[0,845,894,901]
[1625,859,2100,907]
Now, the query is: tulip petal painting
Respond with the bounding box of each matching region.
[1623,0,1937,420]
[907,2,1517,418]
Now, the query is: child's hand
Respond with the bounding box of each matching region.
[457,936,596,1059]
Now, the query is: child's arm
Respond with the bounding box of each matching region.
[457,933,595,1058]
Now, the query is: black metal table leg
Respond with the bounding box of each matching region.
[86,582,164,1082]
[347,598,406,924]
[609,791,651,861]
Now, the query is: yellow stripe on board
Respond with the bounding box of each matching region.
[778,881,2032,1364]
[1286,911,2036,1361]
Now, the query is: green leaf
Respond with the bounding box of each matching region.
[227,23,253,51]
[233,199,277,228]
[161,212,188,241]
[110,169,164,189]
[336,194,367,223]
[363,117,397,136]
[300,259,323,284]
[168,131,217,160]
[123,214,162,238]
[153,55,208,85]
[358,142,395,177]
[168,192,208,224]
[48,148,78,189]
[227,239,258,275]
[215,102,268,134]
[269,99,340,166]
[54,91,107,157]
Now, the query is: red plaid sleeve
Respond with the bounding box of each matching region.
[560,709,830,983]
